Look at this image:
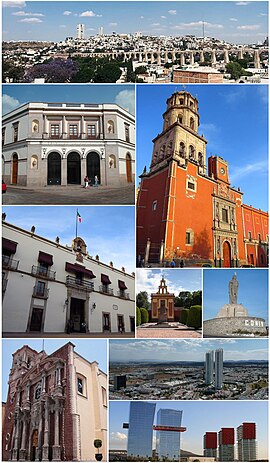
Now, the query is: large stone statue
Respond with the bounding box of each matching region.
[229,273,239,304]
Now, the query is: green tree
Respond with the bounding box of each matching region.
[225,62,252,80]
[191,290,202,306]
[136,306,141,326]
[140,307,149,324]
[179,308,189,325]
[186,305,202,329]
[135,66,147,74]
[136,291,149,309]
[94,62,122,83]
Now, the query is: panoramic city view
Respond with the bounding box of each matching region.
[2,1,268,83]
[109,339,268,400]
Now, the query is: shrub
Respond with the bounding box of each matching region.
[136,306,141,326]
[180,309,189,325]
[186,305,202,329]
[140,307,149,324]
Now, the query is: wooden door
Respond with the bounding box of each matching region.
[12,154,18,184]
[223,241,231,267]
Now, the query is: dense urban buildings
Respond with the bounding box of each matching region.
[136,90,268,267]
[126,402,156,459]
[2,101,135,188]
[2,342,107,461]
[2,219,135,336]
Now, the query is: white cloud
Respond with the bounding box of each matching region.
[110,432,127,441]
[151,22,161,27]
[161,16,167,19]
[258,13,267,16]
[12,11,44,16]
[2,94,21,115]
[79,10,102,17]
[174,20,223,30]
[237,24,260,30]
[115,90,135,115]
[59,25,67,28]
[230,160,268,183]
[236,1,250,5]
[140,16,144,19]
[229,17,238,21]
[18,17,43,23]
[168,9,177,15]
[63,10,72,16]
[2,0,26,7]
[109,22,118,27]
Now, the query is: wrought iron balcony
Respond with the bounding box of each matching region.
[31,265,56,280]
[33,285,49,299]
[66,275,94,291]
[117,290,130,300]
[2,255,19,270]
[99,285,114,295]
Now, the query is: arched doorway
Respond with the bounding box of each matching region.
[47,152,61,185]
[30,429,38,461]
[12,153,18,184]
[223,241,231,267]
[87,152,100,184]
[126,153,132,183]
[67,152,81,184]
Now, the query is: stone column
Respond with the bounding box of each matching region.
[36,407,43,462]
[189,51,194,65]
[151,52,155,64]
[157,51,161,66]
[200,50,204,63]
[42,401,49,461]
[180,52,185,66]
[61,156,67,186]
[52,403,61,462]
[254,50,260,68]
[145,238,151,265]
[11,418,20,461]
[172,51,176,62]
[211,50,217,65]
[81,155,87,185]
[19,418,27,461]
[238,48,244,60]
[224,49,229,64]
[164,51,168,63]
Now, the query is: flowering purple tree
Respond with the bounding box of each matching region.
[24,59,79,83]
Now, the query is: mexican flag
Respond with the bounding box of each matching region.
[77,211,82,223]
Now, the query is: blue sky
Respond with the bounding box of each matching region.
[136,268,201,297]
[2,84,135,116]
[2,1,268,43]
[2,339,107,401]
[137,84,268,211]
[203,269,268,322]
[109,400,268,459]
[3,206,135,273]
[109,338,268,362]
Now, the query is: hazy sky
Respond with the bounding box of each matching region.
[2,339,107,401]
[109,400,268,459]
[203,269,268,322]
[2,1,268,43]
[3,206,135,273]
[109,338,268,362]
[137,84,268,211]
[2,84,135,116]
[136,268,202,297]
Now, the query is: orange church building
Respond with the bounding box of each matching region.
[137,91,268,267]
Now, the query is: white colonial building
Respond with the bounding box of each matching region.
[2,220,135,336]
[2,102,135,187]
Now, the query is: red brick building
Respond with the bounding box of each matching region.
[2,343,107,461]
[137,91,268,267]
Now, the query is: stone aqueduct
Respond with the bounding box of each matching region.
[73,47,268,68]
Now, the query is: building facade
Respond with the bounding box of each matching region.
[214,349,223,390]
[205,351,214,385]
[2,220,135,335]
[137,90,268,267]
[203,432,218,459]
[237,423,257,462]
[218,428,235,462]
[156,409,183,461]
[2,342,107,461]
[127,402,156,459]
[150,277,175,321]
[2,102,135,187]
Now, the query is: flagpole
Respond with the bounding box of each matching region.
[76,208,78,238]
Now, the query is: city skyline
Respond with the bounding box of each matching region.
[3,1,268,43]
[3,206,135,273]
[109,400,268,459]
[137,84,268,211]
[203,269,269,323]
[109,338,268,362]
[2,84,135,116]
[136,268,202,297]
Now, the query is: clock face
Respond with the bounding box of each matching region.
[220,167,225,175]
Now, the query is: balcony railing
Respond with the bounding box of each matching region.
[2,255,19,271]
[99,285,114,296]
[117,290,130,300]
[33,285,49,299]
[31,265,56,280]
[66,275,94,292]
[43,133,102,140]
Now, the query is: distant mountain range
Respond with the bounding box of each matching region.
[110,360,268,365]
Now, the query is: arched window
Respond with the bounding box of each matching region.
[179,142,185,157]
[198,152,203,166]
[159,145,166,160]
[31,155,38,169]
[107,120,114,134]
[109,154,116,168]
[190,117,195,130]
[186,228,194,245]
[178,114,183,124]
[179,98,184,105]
[32,120,39,133]
[189,145,195,160]
[167,141,173,156]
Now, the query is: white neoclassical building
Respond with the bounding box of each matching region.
[2,102,135,187]
[2,219,135,336]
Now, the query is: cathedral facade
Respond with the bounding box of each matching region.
[2,342,107,461]
[137,91,268,267]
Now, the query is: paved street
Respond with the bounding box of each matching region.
[137,323,202,338]
[2,184,135,205]
[3,332,135,338]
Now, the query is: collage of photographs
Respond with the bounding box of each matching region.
[1,1,269,462]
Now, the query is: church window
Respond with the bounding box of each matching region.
[179,142,185,156]
[190,117,195,130]
[102,386,107,407]
[186,232,191,244]
[198,152,203,166]
[258,233,261,242]
[222,208,228,223]
[178,115,183,124]
[248,231,252,241]
[35,383,41,400]
[180,98,184,105]
[187,181,195,190]
[77,378,83,394]
[185,229,194,245]
[152,200,157,211]
[189,145,195,160]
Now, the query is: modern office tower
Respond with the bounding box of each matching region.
[204,432,218,459]
[114,375,127,391]
[218,428,235,461]
[99,26,104,35]
[156,409,183,461]
[237,423,257,461]
[205,351,214,385]
[127,402,156,459]
[215,348,224,389]
[77,24,85,39]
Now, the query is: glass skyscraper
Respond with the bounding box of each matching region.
[156,409,183,461]
[127,401,156,459]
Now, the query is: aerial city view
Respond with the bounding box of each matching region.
[1,1,269,462]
